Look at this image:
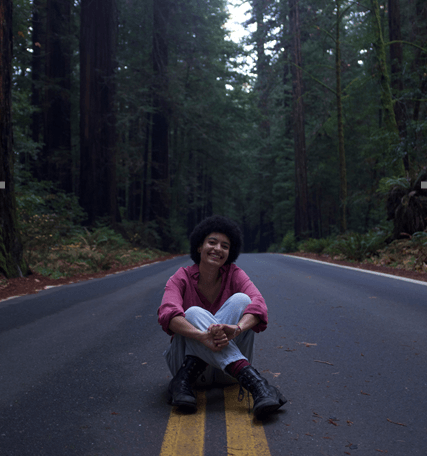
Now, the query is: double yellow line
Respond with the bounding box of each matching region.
[160,384,271,456]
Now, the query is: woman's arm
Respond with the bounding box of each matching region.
[169,315,229,352]
[232,268,268,332]
[212,313,260,342]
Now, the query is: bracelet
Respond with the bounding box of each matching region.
[233,324,242,338]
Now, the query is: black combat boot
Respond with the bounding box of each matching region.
[167,356,207,412]
[237,365,287,419]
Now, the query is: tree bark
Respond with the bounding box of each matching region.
[336,0,347,233]
[412,0,427,125]
[150,0,171,247]
[0,0,27,278]
[370,0,403,175]
[30,0,45,173]
[288,0,309,240]
[388,0,408,171]
[44,0,72,192]
[79,0,118,225]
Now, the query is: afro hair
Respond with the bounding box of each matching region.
[190,215,243,265]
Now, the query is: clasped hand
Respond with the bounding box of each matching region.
[200,324,239,352]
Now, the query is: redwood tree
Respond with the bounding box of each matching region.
[150,0,171,246]
[79,0,118,225]
[388,0,407,172]
[288,0,309,239]
[370,0,402,174]
[44,0,72,191]
[0,0,27,278]
[31,0,44,149]
[335,0,347,232]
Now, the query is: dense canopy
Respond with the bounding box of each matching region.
[1,0,426,277]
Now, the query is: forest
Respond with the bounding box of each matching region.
[0,0,426,279]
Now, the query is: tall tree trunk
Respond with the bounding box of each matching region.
[0,0,27,278]
[44,0,72,192]
[370,0,403,175]
[388,0,408,172]
[412,0,427,125]
[254,0,269,134]
[336,0,347,232]
[253,0,272,251]
[79,0,118,225]
[151,0,170,248]
[289,0,309,240]
[30,0,45,175]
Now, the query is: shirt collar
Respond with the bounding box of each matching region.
[189,263,228,280]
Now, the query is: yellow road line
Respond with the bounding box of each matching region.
[160,391,206,456]
[224,384,271,456]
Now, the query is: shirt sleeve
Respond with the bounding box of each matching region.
[232,267,268,333]
[157,270,187,335]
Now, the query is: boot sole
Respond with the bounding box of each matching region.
[254,389,287,419]
[167,391,197,412]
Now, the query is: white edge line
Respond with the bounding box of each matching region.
[281,254,427,287]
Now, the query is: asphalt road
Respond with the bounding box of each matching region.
[0,254,426,456]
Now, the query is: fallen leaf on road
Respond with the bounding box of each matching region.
[298,342,317,346]
[272,372,281,378]
[111,412,120,415]
[347,420,353,426]
[387,418,407,427]
[314,360,334,366]
[328,418,338,426]
[361,391,370,395]
[375,450,388,453]
[142,362,147,365]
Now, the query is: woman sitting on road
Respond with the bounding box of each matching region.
[157,215,287,419]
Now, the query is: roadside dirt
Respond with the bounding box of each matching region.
[0,254,185,302]
[285,252,427,283]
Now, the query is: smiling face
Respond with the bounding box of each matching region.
[198,232,231,268]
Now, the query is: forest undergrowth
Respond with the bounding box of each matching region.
[276,229,427,273]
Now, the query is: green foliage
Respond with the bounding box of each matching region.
[120,220,162,249]
[298,237,333,254]
[15,175,86,265]
[70,225,129,251]
[280,231,298,253]
[376,176,410,195]
[327,228,390,262]
[411,231,427,246]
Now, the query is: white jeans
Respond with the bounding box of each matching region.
[163,293,255,385]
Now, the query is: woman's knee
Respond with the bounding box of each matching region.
[184,306,213,327]
[228,293,251,310]
[233,293,251,306]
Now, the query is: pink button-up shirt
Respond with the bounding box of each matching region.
[158,263,268,336]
